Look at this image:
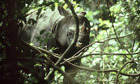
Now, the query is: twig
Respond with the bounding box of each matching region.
[21,40,54,63]
[43,55,77,84]
[106,0,135,83]
[20,40,76,83]
[83,52,139,56]
[63,59,140,77]
[22,41,139,79]
[61,33,134,64]
[73,33,134,58]
[25,2,54,17]
[115,60,134,83]
[46,0,79,82]
[133,76,140,84]
[55,0,79,67]
[77,52,140,61]
[38,47,60,59]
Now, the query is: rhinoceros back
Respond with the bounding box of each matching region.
[22,9,63,49]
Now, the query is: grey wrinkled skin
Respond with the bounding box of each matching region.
[21,7,90,52]
[21,8,64,49]
[21,7,90,84]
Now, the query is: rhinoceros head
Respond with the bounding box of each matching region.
[55,7,90,50]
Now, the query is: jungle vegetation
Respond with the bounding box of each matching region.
[0,0,140,84]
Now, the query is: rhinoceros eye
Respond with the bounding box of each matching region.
[67,30,74,38]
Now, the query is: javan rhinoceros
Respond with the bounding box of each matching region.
[21,7,90,84]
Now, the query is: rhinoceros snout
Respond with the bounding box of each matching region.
[76,42,83,48]
[76,40,89,48]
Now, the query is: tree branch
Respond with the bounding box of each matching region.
[73,33,134,58]
[46,0,79,82]
[21,41,139,80]
[20,40,76,83]
[106,0,135,83]
[62,59,140,77]
[115,60,134,84]
[54,0,79,65]
[61,52,139,64]
[61,33,134,64]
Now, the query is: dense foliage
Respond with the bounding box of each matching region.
[0,0,140,84]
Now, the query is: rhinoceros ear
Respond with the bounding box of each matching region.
[58,7,69,17]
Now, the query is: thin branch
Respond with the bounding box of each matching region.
[80,52,140,58]
[43,55,78,84]
[54,0,79,67]
[133,76,140,84]
[21,40,54,63]
[25,2,54,17]
[106,0,134,58]
[21,40,63,64]
[61,33,134,64]
[38,47,60,59]
[115,60,134,83]
[106,0,135,83]
[72,33,134,58]
[83,52,140,56]
[27,42,139,79]
[46,0,79,82]
[63,59,140,77]
[20,40,76,83]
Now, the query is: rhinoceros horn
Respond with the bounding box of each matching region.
[81,22,90,33]
[81,22,86,32]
